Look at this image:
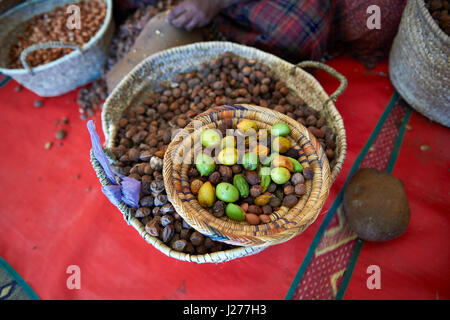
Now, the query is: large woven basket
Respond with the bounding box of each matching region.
[389,0,450,127]
[94,41,347,262]
[0,0,114,97]
[163,104,331,247]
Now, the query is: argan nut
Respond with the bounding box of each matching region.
[284,185,295,195]
[291,172,305,185]
[259,214,271,224]
[190,231,205,246]
[282,194,298,208]
[55,129,67,140]
[245,213,261,225]
[240,202,249,212]
[294,183,307,196]
[248,205,262,215]
[190,179,204,195]
[262,205,272,215]
[34,100,44,108]
[135,207,151,218]
[303,167,314,180]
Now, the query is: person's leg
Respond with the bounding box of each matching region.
[329,0,407,68]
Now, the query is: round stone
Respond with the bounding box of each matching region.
[343,168,410,242]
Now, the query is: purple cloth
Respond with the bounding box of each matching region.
[87,120,140,209]
[87,120,117,184]
[120,176,141,208]
[102,185,122,206]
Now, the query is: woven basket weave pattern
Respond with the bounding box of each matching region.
[164,104,331,247]
[95,42,347,262]
[389,0,450,127]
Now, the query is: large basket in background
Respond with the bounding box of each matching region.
[163,104,332,247]
[94,41,347,262]
[389,0,450,127]
[0,0,114,97]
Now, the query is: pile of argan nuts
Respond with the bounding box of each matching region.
[77,1,176,119]
[8,0,106,69]
[109,52,337,255]
[425,0,450,35]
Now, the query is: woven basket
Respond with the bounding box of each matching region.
[90,151,266,263]
[163,104,331,247]
[95,41,347,262]
[389,0,450,127]
[0,0,114,97]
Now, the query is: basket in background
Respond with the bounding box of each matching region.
[389,0,450,127]
[0,0,114,97]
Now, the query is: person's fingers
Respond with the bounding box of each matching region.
[184,19,198,32]
[167,4,186,21]
[171,12,191,28]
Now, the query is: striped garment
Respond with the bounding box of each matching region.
[213,0,333,63]
[214,0,406,66]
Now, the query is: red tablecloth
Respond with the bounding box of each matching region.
[0,56,448,299]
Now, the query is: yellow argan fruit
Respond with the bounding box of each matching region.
[217,148,238,165]
[198,182,216,208]
[272,155,294,172]
[272,136,291,153]
[254,194,272,206]
[237,119,258,133]
[251,144,270,159]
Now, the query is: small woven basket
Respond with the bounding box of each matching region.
[389,0,450,127]
[163,104,332,247]
[0,0,114,97]
[93,41,347,262]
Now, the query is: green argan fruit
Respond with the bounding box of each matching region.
[195,153,216,177]
[270,122,291,136]
[270,167,291,184]
[242,152,259,170]
[225,203,245,221]
[216,182,240,203]
[201,129,221,148]
[288,157,304,173]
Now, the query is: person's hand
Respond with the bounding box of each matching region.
[167,0,224,31]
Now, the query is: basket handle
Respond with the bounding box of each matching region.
[20,41,83,75]
[290,61,347,109]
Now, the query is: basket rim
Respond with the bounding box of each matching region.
[414,0,450,44]
[0,0,113,74]
[163,104,332,247]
